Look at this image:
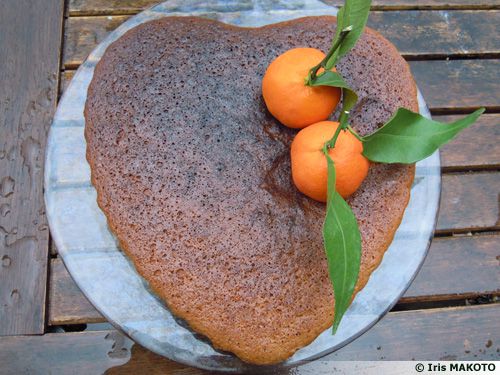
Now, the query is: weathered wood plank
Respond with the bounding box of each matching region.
[402,234,500,302]
[4,304,499,374]
[68,0,500,16]
[327,304,500,361]
[48,233,500,325]
[60,70,75,98]
[63,15,129,69]
[62,11,500,68]
[437,173,500,233]
[437,114,500,171]
[367,10,500,59]
[0,330,134,375]
[48,258,104,325]
[0,0,64,335]
[69,0,158,16]
[409,59,500,113]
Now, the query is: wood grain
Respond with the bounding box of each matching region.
[0,330,133,375]
[63,15,129,69]
[437,114,500,171]
[47,233,500,325]
[60,70,75,98]
[367,10,500,59]
[410,59,500,113]
[68,0,500,16]
[0,0,64,335]
[62,11,500,68]
[437,173,500,233]
[326,304,500,361]
[4,304,499,374]
[402,234,500,302]
[48,258,104,325]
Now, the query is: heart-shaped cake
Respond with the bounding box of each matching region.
[84,16,417,364]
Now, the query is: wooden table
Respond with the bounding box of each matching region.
[0,0,499,373]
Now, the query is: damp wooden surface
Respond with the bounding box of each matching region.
[438,114,500,171]
[48,258,104,325]
[0,0,64,335]
[1,0,499,373]
[62,11,500,68]
[437,172,500,233]
[2,304,499,374]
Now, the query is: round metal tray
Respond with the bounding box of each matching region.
[44,0,441,372]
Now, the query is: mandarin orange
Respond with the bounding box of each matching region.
[291,121,370,202]
[262,48,341,129]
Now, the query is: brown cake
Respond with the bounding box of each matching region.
[84,16,418,364]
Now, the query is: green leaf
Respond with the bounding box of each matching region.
[326,0,372,68]
[362,108,485,163]
[323,149,362,333]
[310,71,358,128]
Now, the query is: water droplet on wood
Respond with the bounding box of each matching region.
[0,176,15,197]
[5,235,37,252]
[1,255,11,267]
[104,331,130,359]
[6,146,16,161]
[10,289,20,303]
[48,73,57,86]
[0,204,10,217]
[20,136,42,179]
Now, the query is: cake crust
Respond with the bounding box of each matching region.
[84,16,418,365]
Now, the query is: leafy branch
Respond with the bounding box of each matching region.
[301,0,484,335]
[322,144,361,333]
[307,0,372,334]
